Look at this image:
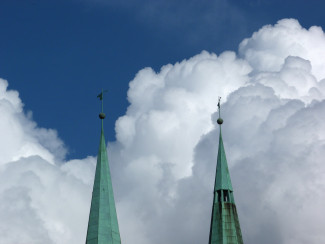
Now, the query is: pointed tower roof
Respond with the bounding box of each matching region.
[86,90,121,244]
[214,131,233,192]
[209,97,243,244]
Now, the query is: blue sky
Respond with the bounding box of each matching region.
[0,0,324,159]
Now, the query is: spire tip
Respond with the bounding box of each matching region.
[97,89,108,119]
[217,96,223,124]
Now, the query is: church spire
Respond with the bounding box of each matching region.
[86,90,121,244]
[209,97,244,244]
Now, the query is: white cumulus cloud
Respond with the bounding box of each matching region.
[0,79,96,243]
[0,18,325,244]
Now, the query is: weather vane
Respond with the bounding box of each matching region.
[97,89,108,119]
[217,96,223,125]
[217,96,221,115]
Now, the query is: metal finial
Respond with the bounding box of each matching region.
[217,96,223,125]
[97,89,108,119]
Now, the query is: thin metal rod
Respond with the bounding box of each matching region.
[218,96,221,118]
[101,88,104,113]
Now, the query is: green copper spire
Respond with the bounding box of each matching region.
[209,97,243,244]
[86,90,121,244]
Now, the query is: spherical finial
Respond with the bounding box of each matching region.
[217,118,223,125]
[99,112,106,119]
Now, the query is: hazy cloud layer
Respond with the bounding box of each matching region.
[0,18,325,244]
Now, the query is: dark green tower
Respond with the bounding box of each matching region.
[209,98,243,244]
[86,90,121,244]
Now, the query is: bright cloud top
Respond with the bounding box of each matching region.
[0,18,325,244]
